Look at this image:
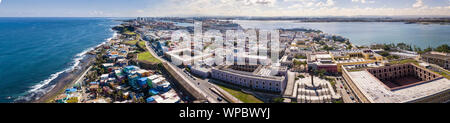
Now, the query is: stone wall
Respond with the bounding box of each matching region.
[367,63,441,82]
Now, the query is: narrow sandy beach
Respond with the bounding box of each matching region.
[32,55,95,103]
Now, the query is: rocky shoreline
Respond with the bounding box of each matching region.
[26,54,96,103]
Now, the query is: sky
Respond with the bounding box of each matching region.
[0,0,449,17]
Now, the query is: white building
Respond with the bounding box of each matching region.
[165,48,213,66]
[389,52,419,59]
[211,65,287,93]
[190,65,212,78]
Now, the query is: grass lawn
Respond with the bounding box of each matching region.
[434,68,450,79]
[216,85,263,103]
[438,71,450,79]
[124,40,138,45]
[137,52,161,63]
[347,68,366,72]
[138,41,146,49]
[124,31,136,35]
[389,59,419,65]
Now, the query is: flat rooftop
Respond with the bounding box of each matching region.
[313,54,332,59]
[422,52,450,60]
[282,72,296,97]
[335,58,367,63]
[215,65,284,81]
[347,71,450,103]
[389,52,418,57]
[192,65,212,72]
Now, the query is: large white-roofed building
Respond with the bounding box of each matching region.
[341,63,450,103]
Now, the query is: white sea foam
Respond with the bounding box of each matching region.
[15,28,119,102]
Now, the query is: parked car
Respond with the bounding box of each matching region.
[217,97,223,101]
[350,96,355,100]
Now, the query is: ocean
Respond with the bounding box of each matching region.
[1,18,449,103]
[234,20,450,49]
[0,17,120,102]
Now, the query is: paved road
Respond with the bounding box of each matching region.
[143,41,226,103]
[180,70,229,103]
[76,66,92,102]
[335,78,353,103]
[336,77,360,103]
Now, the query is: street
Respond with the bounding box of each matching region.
[143,40,227,103]
[335,77,360,103]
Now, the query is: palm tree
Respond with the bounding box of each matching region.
[113,93,118,101]
[118,90,123,101]
[139,97,145,103]
[132,96,136,103]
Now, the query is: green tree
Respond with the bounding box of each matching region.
[435,44,450,53]
[346,45,353,50]
[386,55,400,60]
[295,54,307,59]
[333,100,343,103]
[379,51,390,57]
[319,41,326,45]
[313,37,321,42]
[113,93,118,101]
[345,41,353,49]
[322,45,334,51]
[315,69,326,78]
[165,41,171,46]
[139,97,146,103]
[424,47,433,52]
[272,98,285,103]
[383,44,391,51]
[298,74,305,78]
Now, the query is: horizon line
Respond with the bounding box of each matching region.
[1,15,450,18]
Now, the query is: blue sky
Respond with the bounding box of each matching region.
[0,0,449,17]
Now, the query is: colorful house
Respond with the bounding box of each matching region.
[137,77,149,89]
[123,65,138,74]
[148,88,159,96]
[128,74,140,90]
[146,97,155,103]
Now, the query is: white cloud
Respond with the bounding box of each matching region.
[0,0,2,4]
[316,0,335,7]
[413,0,425,8]
[351,0,375,4]
[139,0,450,17]
[288,4,303,8]
[240,0,277,6]
[352,0,365,3]
[89,10,104,16]
[287,0,315,8]
[306,2,315,7]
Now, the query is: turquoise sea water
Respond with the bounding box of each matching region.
[0,18,120,102]
[0,18,449,103]
[234,20,450,49]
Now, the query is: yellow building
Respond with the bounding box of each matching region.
[331,50,384,72]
